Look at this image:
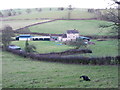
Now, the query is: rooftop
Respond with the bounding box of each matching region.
[67,29,79,34]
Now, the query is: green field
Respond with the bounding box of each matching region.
[1,8,119,88]
[12,41,73,53]
[2,51,118,88]
[12,39,118,57]
[2,9,96,20]
[0,20,50,30]
[29,20,115,35]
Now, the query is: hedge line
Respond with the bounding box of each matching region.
[5,48,120,65]
[84,35,120,39]
[14,31,119,39]
[15,19,57,31]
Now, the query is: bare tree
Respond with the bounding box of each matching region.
[68,5,73,19]
[24,39,36,53]
[99,0,120,35]
[63,39,88,49]
[1,25,15,49]
[26,9,31,13]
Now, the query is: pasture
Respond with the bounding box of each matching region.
[11,39,118,57]
[2,51,118,88]
[2,9,96,20]
[1,8,119,88]
[0,20,50,30]
[29,20,115,35]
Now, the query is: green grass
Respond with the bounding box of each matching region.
[2,51,118,88]
[82,39,118,57]
[11,39,118,57]
[29,20,115,35]
[2,9,96,20]
[12,41,73,53]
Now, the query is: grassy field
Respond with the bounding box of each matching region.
[1,8,119,89]
[11,39,118,57]
[2,9,96,20]
[12,41,73,53]
[2,51,118,88]
[29,20,115,35]
[0,20,50,30]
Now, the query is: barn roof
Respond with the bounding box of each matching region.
[67,30,79,34]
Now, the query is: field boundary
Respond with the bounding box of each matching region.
[2,18,99,21]
[2,48,119,65]
[14,19,58,31]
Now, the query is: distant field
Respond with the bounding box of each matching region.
[29,20,115,35]
[2,9,96,20]
[0,20,50,30]
[12,39,118,57]
[2,51,118,88]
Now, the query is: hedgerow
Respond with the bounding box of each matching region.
[4,48,119,65]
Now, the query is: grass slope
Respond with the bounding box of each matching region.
[29,20,114,35]
[2,9,96,20]
[12,41,73,53]
[12,39,118,57]
[0,20,50,30]
[2,51,118,88]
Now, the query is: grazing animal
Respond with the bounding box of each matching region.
[80,75,91,81]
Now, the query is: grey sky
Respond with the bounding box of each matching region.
[0,0,116,10]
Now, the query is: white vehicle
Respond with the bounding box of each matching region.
[8,45,21,50]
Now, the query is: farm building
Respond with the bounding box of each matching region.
[16,35,50,41]
[58,29,80,42]
[16,35,33,41]
[32,36,51,41]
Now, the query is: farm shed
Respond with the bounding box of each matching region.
[16,35,33,41]
[32,36,51,41]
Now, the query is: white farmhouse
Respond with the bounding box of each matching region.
[58,29,79,42]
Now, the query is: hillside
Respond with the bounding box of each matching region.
[1,8,97,20]
[0,20,50,30]
[2,51,118,88]
[29,20,114,35]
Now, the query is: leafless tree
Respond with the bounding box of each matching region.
[99,0,120,35]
